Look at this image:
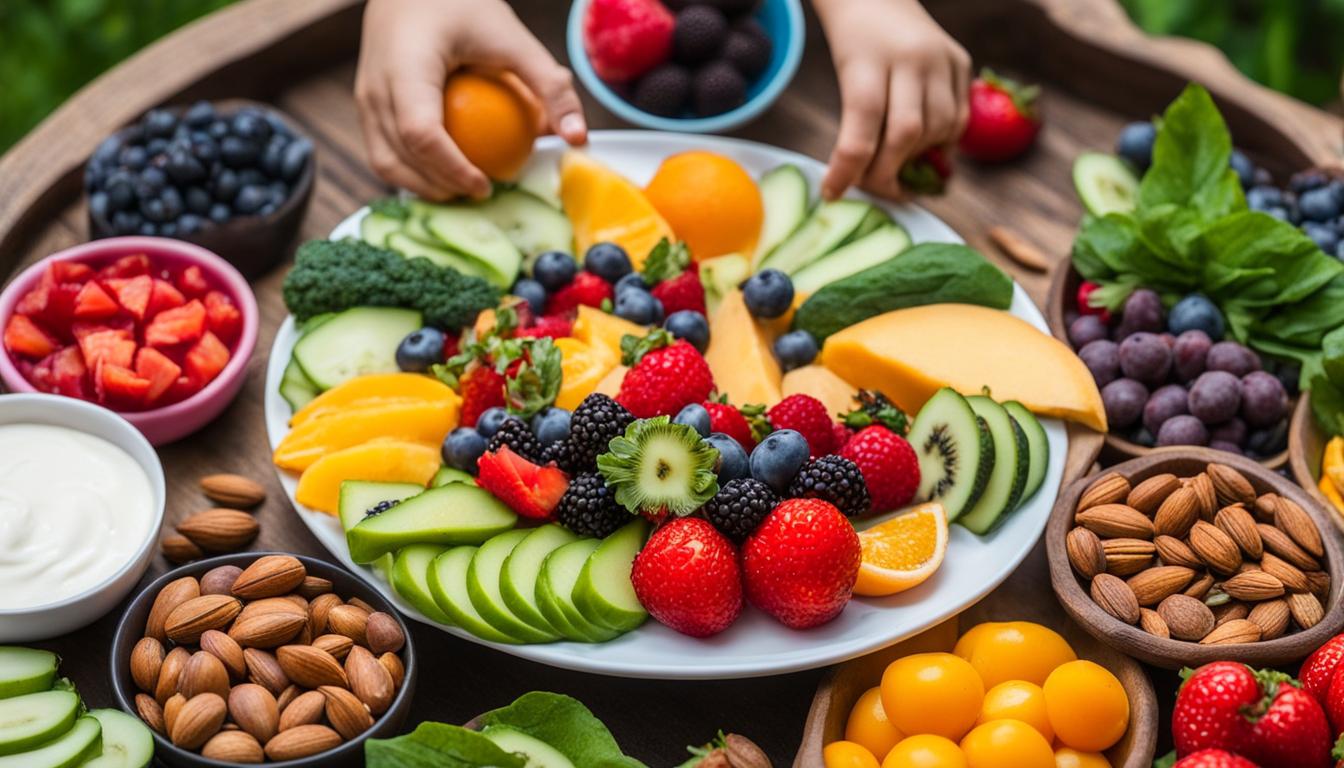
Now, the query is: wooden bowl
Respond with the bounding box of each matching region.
[86,99,314,279]
[1047,447,1344,669]
[793,615,1158,768]
[1046,262,1291,469]
[1288,392,1344,531]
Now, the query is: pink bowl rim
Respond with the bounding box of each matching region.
[0,236,260,424]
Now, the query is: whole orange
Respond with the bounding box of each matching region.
[442,70,539,181]
[644,151,764,260]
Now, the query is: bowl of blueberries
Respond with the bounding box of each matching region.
[84,99,315,278]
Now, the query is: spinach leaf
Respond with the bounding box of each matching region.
[365,722,527,768]
[1256,273,1344,348]
[1137,83,1244,219]
[1198,211,1341,308]
[478,691,646,768]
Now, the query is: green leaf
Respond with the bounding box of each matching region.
[1312,376,1344,437]
[1137,83,1244,219]
[640,238,690,284]
[1256,273,1344,348]
[1071,214,1142,282]
[505,337,562,418]
[477,692,647,768]
[1152,750,1177,768]
[365,721,527,768]
[1198,211,1342,307]
[1324,325,1344,384]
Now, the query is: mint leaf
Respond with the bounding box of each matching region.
[1137,83,1244,220]
[478,692,646,768]
[1257,273,1344,348]
[1199,211,1342,307]
[365,722,526,768]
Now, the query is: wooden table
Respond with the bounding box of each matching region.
[1,0,1340,764]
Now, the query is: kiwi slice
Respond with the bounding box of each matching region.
[958,396,1031,535]
[1003,401,1049,505]
[910,388,994,522]
[596,417,719,518]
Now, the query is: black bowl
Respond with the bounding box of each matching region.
[110,553,416,768]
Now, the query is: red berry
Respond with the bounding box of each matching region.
[515,313,574,339]
[1241,679,1331,768]
[3,315,59,359]
[839,426,919,513]
[650,270,706,317]
[1076,281,1112,324]
[766,395,835,458]
[1174,750,1259,768]
[1300,634,1344,706]
[831,422,853,451]
[742,498,860,629]
[545,272,613,315]
[632,517,742,637]
[616,335,715,418]
[475,445,570,520]
[458,365,507,427]
[703,400,760,451]
[582,0,673,83]
[958,69,1041,163]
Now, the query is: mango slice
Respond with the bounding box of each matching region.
[704,289,782,407]
[295,439,439,515]
[275,398,459,472]
[290,372,458,427]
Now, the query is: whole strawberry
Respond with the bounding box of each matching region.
[1240,676,1331,768]
[631,517,743,637]
[830,422,853,452]
[839,426,919,513]
[582,0,674,83]
[458,364,506,427]
[1300,634,1344,705]
[1324,668,1344,734]
[704,398,765,451]
[515,313,573,339]
[1076,280,1112,324]
[546,272,613,315]
[616,329,715,418]
[766,394,834,458]
[958,68,1041,163]
[742,498,860,629]
[651,269,706,317]
[1173,662,1261,757]
[899,147,952,196]
[1175,750,1259,768]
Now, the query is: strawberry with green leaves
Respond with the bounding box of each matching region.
[703,396,768,451]
[435,307,562,426]
[958,68,1042,163]
[642,239,706,317]
[616,328,715,418]
[1174,663,1331,768]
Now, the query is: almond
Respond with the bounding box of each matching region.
[1260,552,1311,593]
[1254,492,1280,523]
[1186,473,1218,520]
[162,534,204,564]
[135,693,165,735]
[1184,573,1216,600]
[1157,594,1215,641]
[130,637,164,694]
[229,611,307,649]
[348,597,378,614]
[282,593,310,611]
[278,690,326,731]
[1154,487,1200,538]
[200,565,244,596]
[308,593,342,636]
[1076,504,1154,539]
[1090,573,1140,624]
[277,684,301,713]
[1189,521,1242,575]
[1139,607,1170,639]
[232,555,307,599]
[1273,496,1325,558]
[1154,535,1202,569]
[320,685,374,739]
[1079,473,1131,511]
[1223,571,1285,602]
[243,649,290,696]
[238,596,308,625]
[171,692,227,750]
[346,646,395,715]
[163,693,186,736]
[1289,592,1325,629]
[1248,599,1291,640]
[146,576,200,642]
[202,730,265,763]
[1258,524,1320,571]
[1212,600,1250,626]
[179,651,231,700]
[366,612,406,655]
[1308,570,1332,599]
[196,630,245,681]
[1065,527,1105,579]
[176,509,259,552]
[1105,553,1153,577]
[264,724,342,761]
[327,604,370,646]
[165,594,243,644]
[297,576,334,600]
[227,683,279,745]
[379,652,405,691]
[1128,473,1180,515]
[276,645,348,689]
[155,647,191,704]
[1199,618,1261,645]
[1215,505,1263,559]
[1208,464,1255,507]
[1128,566,1195,606]
[200,473,266,508]
[1102,538,1157,556]
[313,634,354,660]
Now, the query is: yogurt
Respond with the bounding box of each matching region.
[0,423,155,609]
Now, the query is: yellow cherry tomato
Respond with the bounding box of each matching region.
[977,680,1053,742]
[825,740,881,768]
[881,652,985,741]
[1054,747,1112,768]
[1043,660,1129,752]
[881,734,968,768]
[847,686,903,760]
[953,622,1077,688]
[960,719,1054,768]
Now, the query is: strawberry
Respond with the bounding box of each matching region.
[1077,280,1112,324]
[78,329,135,372]
[545,272,613,315]
[831,422,853,452]
[475,445,570,520]
[616,330,715,418]
[899,147,952,196]
[458,365,507,427]
[651,270,706,317]
[958,68,1041,163]
[703,398,765,451]
[1174,663,1262,756]
[631,517,742,637]
[742,498,860,629]
[766,394,836,458]
[1324,668,1344,733]
[1301,634,1344,705]
[840,426,919,513]
[1175,750,1259,768]
[1240,676,1331,768]
[3,315,59,359]
[515,313,573,339]
[582,0,673,83]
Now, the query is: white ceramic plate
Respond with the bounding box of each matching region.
[265,131,1067,679]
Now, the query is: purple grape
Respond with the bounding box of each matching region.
[1119,332,1173,387]
[1206,341,1261,376]
[1210,440,1243,456]
[1101,378,1148,429]
[1173,330,1212,383]
[1157,415,1209,447]
[1240,371,1288,428]
[1188,371,1242,424]
[1208,416,1247,447]
[1247,421,1288,457]
[1114,288,1164,338]
[1143,384,1189,435]
[1079,340,1121,387]
[1069,315,1110,348]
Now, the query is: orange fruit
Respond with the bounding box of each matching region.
[959,720,1054,768]
[824,741,881,768]
[1042,660,1129,752]
[953,622,1077,689]
[853,503,948,596]
[881,652,984,741]
[1054,748,1112,768]
[294,439,438,514]
[976,681,1053,742]
[644,150,764,260]
[560,151,674,269]
[443,70,538,180]
[882,735,967,768]
[846,687,903,760]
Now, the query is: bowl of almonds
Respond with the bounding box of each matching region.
[1046,447,1344,669]
[109,552,415,767]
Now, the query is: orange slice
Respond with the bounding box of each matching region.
[853,502,948,597]
[560,151,674,269]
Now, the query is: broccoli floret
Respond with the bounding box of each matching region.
[282,238,500,331]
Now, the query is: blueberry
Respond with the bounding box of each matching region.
[673,403,711,437]
[92,135,121,166]
[530,408,572,447]
[476,407,510,438]
[280,139,312,181]
[138,222,158,236]
[143,109,178,138]
[1229,149,1255,188]
[511,278,547,314]
[159,187,184,220]
[208,203,232,224]
[614,272,647,295]
[706,432,749,481]
[184,186,212,215]
[442,427,487,474]
[1292,169,1330,194]
[261,136,288,177]
[749,428,810,493]
[112,210,142,235]
[85,161,108,190]
[1304,222,1339,253]
[88,191,110,224]
[103,171,134,211]
[663,309,710,353]
[533,251,578,291]
[159,222,178,237]
[267,181,289,206]
[183,101,216,128]
[742,269,794,319]
[177,213,204,235]
[117,146,147,172]
[259,203,278,217]
[1116,122,1156,171]
[146,137,169,157]
[208,119,230,140]
[772,330,818,372]
[395,327,446,372]
[1265,206,1292,222]
[231,110,272,142]
[238,168,266,188]
[584,242,633,283]
[1254,168,1274,186]
[1245,185,1282,211]
[135,166,167,198]
[191,137,219,165]
[1246,420,1288,456]
[1167,294,1225,340]
[139,197,169,223]
[614,288,664,325]
[233,185,268,215]
[1299,186,1340,222]
[1337,240,1344,261]
[212,168,240,202]
[220,135,259,167]
[264,112,292,139]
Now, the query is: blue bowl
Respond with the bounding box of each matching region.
[567,0,805,133]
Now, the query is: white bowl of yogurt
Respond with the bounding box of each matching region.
[0,393,165,641]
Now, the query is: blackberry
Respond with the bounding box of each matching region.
[692,61,746,117]
[556,472,630,538]
[787,455,870,517]
[364,499,401,518]
[633,64,692,117]
[550,394,635,473]
[487,417,542,462]
[703,478,778,541]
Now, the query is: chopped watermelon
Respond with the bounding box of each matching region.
[203,291,242,345]
[49,262,94,285]
[71,317,133,341]
[183,330,230,387]
[35,346,89,399]
[144,299,206,348]
[96,363,152,406]
[146,279,186,317]
[78,328,135,371]
[176,265,211,298]
[16,283,79,327]
[135,347,182,404]
[103,275,154,320]
[72,281,120,320]
[97,254,151,280]
[4,315,59,358]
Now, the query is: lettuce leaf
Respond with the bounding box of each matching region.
[478,692,646,768]
[365,722,526,768]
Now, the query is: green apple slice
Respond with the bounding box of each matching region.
[431,467,475,488]
[467,531,558,643]
[536,540,619,643]
[347,484,517,564]
[574,519,649,632]
[481,726,576,768]
[0,648,57,700]
[428,547,526,645]
[501,525,577,638]
[0,690,79,756]
[81,709,153,768]
[390,545,454,626]
[0,715,100,768]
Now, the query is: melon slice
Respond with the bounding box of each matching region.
[781,365,860,416]
[704,289,782,406]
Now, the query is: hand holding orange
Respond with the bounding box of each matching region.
[443,70,539,181]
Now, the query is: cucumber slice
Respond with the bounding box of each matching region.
[347,484,517,564]
[756,199,875,274]
[516,156,562,209]
[338,480,426,533]
[390,544,454,625]
[958,396,1030,535]
[0,648,57,699]
[431,467,475,487]
[536,540,619,643]
[791,225,912,295]
[755,164,810,261]
[467,531,558,643]
[428,547,525,644]
[573,520,649,632]
[291,306,423,391]
[1073,152,1139,217]
[501,525,579,639]
[360,211,404,248]
[423,207,522,289]
[279,357,321,411]
[481,726,576,768]
[0,691,79,756]
[851,205,894,240]
[0,715,100,768]
[475,190,574,269]
[82,709,153,768]
[1003,401,1049,505]
[698,254,750,316]
[387,232,493,279]
[910,388,994,521]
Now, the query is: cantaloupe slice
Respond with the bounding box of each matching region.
[560,152,674,269]
[572,305,648,363]
[555,337,617,411]
[295,439,438,515]
[704,289,782,406]
[781,365,859,416]
[289,373,458,427]
[595,365,627,398]
[821,304,1107,431]
[274,399,459,472]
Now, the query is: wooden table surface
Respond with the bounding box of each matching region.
[2,0,1341,764]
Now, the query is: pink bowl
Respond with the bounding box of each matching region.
[0,237,259,445]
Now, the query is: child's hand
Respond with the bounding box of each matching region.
[355,0,587,200]
[814,0,970,200]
